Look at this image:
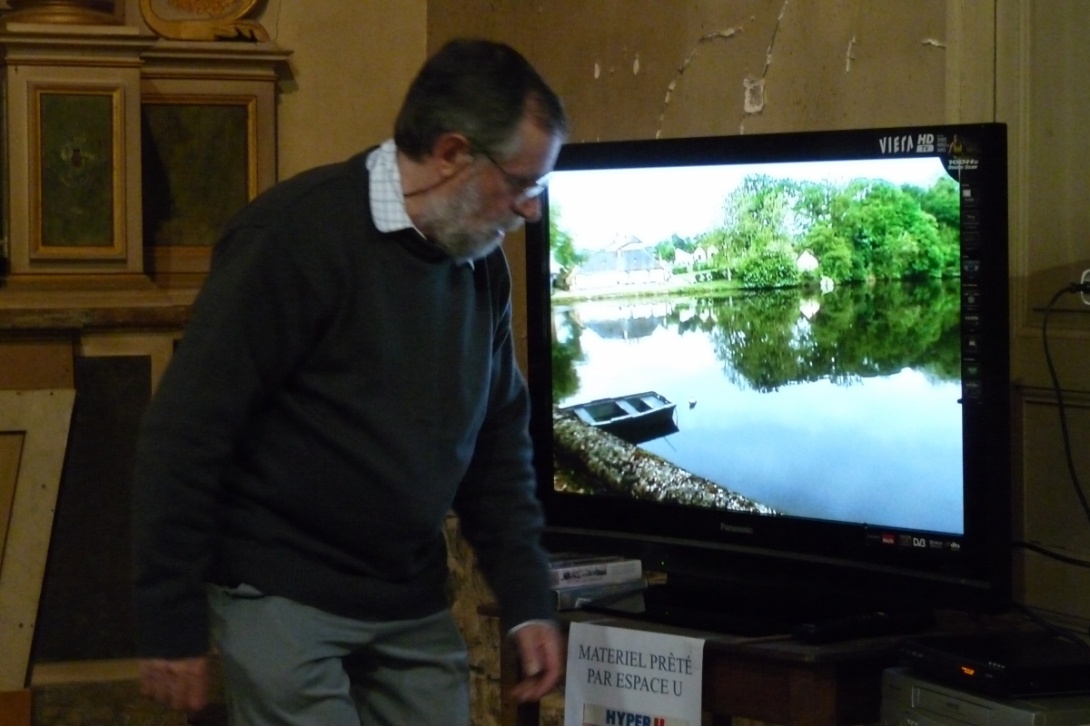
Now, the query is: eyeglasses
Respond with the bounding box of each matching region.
[472,144,550,203]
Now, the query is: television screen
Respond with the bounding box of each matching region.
[526,124,1011,628]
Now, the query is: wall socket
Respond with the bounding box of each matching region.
[1083,268,1090,306]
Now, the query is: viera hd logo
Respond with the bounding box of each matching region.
[582,704,688,725]
[878,133,936,154]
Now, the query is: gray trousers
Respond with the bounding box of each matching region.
[207,584,470,725]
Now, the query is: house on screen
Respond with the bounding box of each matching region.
[569,234,669,291]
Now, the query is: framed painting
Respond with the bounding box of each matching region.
[29,87,125,260]
[141,96,255,248]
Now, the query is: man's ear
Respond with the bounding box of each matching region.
[431,132,473,178]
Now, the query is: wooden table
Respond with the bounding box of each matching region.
[501,611,905,725]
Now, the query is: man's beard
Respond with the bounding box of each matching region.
[417,181,523,261]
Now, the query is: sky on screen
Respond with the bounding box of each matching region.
[548,156,950,250]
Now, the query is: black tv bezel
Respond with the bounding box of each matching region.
[525,123,1011,616]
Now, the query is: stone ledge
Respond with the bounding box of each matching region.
[31,658,226,726]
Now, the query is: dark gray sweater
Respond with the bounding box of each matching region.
[132,151,552,658]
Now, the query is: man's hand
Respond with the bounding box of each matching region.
[138,655,210,713]
[508,622,563,703]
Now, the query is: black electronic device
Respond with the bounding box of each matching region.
[525,124,1012,630]
[898,631,1090,697]
[792,608,935,644]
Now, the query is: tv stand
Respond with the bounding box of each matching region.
[580,580,934,642]
[582,581,797,636]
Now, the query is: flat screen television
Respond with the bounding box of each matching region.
[524,123,1011,632]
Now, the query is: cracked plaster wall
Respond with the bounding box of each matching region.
[427,0,949,142]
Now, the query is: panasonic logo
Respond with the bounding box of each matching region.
[719,523,754,535]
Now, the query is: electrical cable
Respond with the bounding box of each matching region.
[1009,601,1090,650]
[1000,283,1090,637]
[1013,539,1090,568]
[1012,286,1090,557]
[1040,283,1090,525]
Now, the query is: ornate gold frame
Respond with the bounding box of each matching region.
[141,93,258,247]
[138,0,267,41]
[140,92,259,286]
[139,36,286,287]
[28,84,127,261]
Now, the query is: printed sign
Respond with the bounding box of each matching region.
[564,622,705,726]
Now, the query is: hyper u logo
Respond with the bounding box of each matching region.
[582,704,687,726]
